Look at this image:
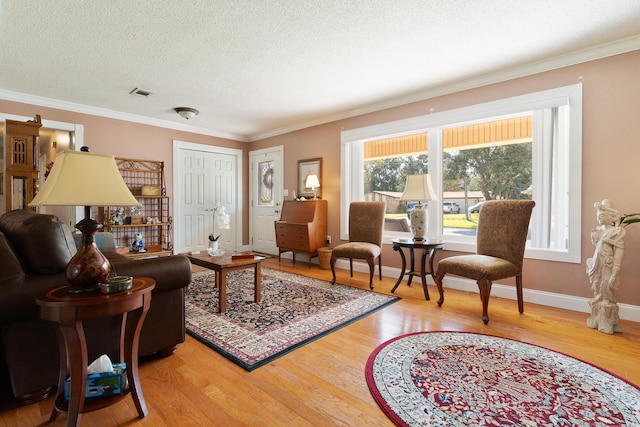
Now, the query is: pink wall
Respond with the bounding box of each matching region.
[2,50,639,305]
[253,50,640,305]
[0,100,251,243]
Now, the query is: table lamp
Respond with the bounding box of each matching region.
[29,148,140,293]
[400,174,436,241]
[305,174,320,199]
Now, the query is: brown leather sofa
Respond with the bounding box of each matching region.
[0,209,192,403]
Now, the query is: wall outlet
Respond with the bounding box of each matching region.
[326,235,331,245]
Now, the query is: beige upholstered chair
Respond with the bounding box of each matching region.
[434,200,535,324]
[330,201,386,289]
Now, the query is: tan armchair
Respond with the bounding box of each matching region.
[330,202,386,289]
[434,200,535,324]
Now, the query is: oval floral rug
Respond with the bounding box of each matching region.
[365,331,640,426]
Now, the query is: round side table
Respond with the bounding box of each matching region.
[391,238,444,300]
[36,277,155,427]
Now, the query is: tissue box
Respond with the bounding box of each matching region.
[64,363,127,400]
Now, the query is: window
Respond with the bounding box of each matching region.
[341,84,582,263]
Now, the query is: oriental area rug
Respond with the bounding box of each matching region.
[366,331,640,426]
[185,268,399,371]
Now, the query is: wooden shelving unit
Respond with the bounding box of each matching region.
[99,157,172,258]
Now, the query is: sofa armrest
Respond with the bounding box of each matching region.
[109,254,191,293]
[0,274,67,322]
[0,232,24,283]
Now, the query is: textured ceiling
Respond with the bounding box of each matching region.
[1,1,639,141]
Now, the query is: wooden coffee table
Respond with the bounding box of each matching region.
[187,252,265,313]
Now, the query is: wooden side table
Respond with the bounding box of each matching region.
[391,239,444,300]
[36,277,155,427]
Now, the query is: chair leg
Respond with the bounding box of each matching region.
[516,274,524,313]
[349,258,353,277]
[330,256,337,284]
[477,277,492,324]
[434,270,446,307]
[378,255,382,280]
[367,257,375,290]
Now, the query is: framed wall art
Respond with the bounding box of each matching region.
[298,157,322,199]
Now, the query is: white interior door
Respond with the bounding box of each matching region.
[173,141,241,254]
[177,149,210,254]
[249,146,283,255]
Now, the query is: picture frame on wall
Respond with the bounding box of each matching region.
[298,158,322,199]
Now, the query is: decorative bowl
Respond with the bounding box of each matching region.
[100,276,133,294]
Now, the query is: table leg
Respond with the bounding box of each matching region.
[59,321,88,427]
[406,248,416,287]
[218,268,227,313]
[254,262,262,303]
[428,247,439,282]
[391,245,406,293]
[124,296,150,418]
[50,327,67,422]
[419,249,430,300]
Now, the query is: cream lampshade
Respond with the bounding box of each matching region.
[400,174,437,241]
[305,174,321,199]
[29,148,140,292]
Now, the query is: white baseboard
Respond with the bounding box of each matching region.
[329,258,640,323]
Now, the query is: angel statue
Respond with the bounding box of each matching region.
[586,199,625,334]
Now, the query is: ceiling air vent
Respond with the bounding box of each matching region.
[129,88,151,97]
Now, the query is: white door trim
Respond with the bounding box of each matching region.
[249,145,283,254]
[172,140,244,254]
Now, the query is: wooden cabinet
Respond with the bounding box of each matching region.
[99,158,172,258]
[4,117,42,211]
[275,200,327,265]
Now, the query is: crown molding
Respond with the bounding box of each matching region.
[0,89,250,142]
[2,34,638,144]
[249,35,640,141]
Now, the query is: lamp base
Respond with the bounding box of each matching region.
[408,202,427,241]
[66,217,111,293]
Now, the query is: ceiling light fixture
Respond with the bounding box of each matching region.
[174,107,199,120]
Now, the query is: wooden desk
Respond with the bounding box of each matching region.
[36,277,155,427]
[275,200,327,265]
[187,252,265,313]
[391,239,444,300]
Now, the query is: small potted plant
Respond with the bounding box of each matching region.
[208,204,231,255]
[208,232,220,251]
[620,212,640,227]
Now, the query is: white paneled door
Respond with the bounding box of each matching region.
[249,146,283,255]
[174,142,240,255]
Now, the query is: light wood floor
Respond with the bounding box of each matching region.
[1,258,639,426]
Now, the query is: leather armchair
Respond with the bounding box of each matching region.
[0,209,191,403]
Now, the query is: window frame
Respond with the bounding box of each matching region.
[340,83,582,263]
